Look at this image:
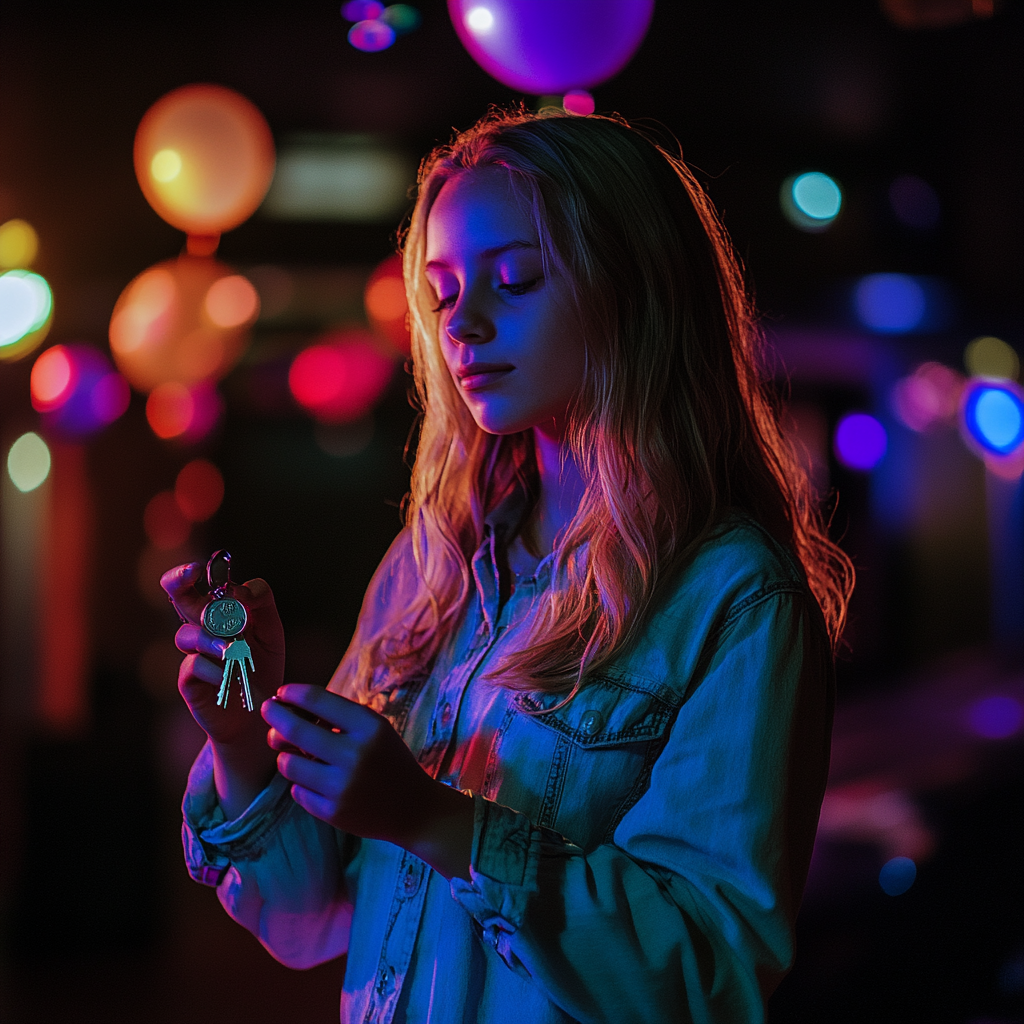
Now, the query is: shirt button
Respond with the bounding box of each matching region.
[580,710,603,736]
[403,866,418,895]
[440,702,453,726]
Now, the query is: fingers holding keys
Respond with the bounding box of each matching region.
[160,561,207,624]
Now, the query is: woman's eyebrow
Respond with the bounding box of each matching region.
[425,240,539,270]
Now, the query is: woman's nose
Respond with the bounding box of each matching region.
[445,287,495,346]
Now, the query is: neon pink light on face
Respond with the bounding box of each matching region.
[425,169,586,440]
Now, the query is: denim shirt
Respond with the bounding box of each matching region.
[182,502,834,1024]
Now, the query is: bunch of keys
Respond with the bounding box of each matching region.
[202,550,255,712]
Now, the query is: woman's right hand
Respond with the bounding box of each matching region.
[161,561,285,814]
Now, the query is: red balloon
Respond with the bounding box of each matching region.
[289,330,395,424]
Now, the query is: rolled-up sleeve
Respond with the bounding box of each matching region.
[450,590,832,1024]
[182,741,358,969]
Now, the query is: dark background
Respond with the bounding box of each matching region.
[0,2,1021,1021]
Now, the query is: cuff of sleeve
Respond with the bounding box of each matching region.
[181,740,293,887]
[449,793,537,940]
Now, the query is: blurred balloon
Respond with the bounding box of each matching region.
[30,344,130,436]
[289,329,395,424]
[175,458,224,522]
[109,256,257,393]
[145,379,223,443]
[448,0,655,94]
[134,84,275,239]
[364,253,410,355]
[0,269,53,361]
[0,219,39,268]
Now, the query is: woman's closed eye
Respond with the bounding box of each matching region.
[432,293,457,312]
[500,276,543,297]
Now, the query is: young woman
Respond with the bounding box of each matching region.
[165,109,853,1024]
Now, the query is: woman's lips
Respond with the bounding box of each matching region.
[458,366,514,391]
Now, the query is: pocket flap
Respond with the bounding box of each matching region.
[513,675,675,748]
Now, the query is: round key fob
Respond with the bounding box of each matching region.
[202,550,256,712]
[203,551,249,637]
[203,596,248,638]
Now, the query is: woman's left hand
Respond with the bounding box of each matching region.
[262,684,474,880]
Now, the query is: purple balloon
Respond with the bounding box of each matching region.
[448,0,655,94]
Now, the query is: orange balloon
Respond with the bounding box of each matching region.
[134,84,276,236]
[109,255,258,392]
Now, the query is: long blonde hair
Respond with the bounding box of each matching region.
[357,108,853,695]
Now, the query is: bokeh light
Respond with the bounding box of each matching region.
[878,856,917,896]
[348,19,396,51]
[781,172,843,231]
[365,253,410,355]
[0,218,39,268]
[889,174,940,230]
[890,362,963,432]
[961,381,1024,457]
[134,84,275,236]
[175,459,224,522]
[7,432,51,493]
[854,273,927,334]
[381,4,422,33]
[30,345,74,411]
[834,412,888,471]
[109,257,256,392]
[964,336,1019,381]
[466,6,494,32]
[147,382,194,439]
[563,89,595,116]
[968,695,1024,740]
[289,330,396,423]
[144,490,191,550]
[0,269,53,361]
[342,0,384,18]
[30,344,130,436]
[204,274,260,328]
[449,0,655,94]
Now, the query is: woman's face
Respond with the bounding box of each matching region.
[424,168,586,439]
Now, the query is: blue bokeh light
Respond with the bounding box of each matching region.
[879,856,917,896]
[834,412,888,471]
[968,695,1024,740]
[963,382,1024,456]
[855,273,927,334]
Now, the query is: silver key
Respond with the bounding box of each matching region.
[217,638,255,711]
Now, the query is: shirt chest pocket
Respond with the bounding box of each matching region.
[506,677,677,848]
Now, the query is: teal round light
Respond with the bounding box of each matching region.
[782,172,843,232]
